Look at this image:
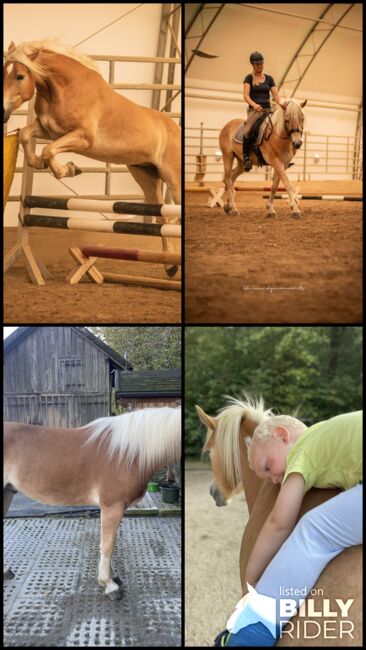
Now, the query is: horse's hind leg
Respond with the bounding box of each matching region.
[128,164,179,278]
[4,484,17,579]
[98,502,125,600]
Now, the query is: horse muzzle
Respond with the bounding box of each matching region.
[209,481,228,507]
[3,107,12,123]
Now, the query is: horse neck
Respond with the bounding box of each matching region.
[239,418,264,513]
[34,51,87,96]
[271,107,286,137]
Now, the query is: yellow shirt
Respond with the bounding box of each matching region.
[282,411,362,492]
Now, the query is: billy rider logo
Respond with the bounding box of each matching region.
[227,584,355,641]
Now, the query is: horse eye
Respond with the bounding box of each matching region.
[16,75,25,81]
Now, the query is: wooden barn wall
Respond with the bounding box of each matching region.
[4,328,110,426]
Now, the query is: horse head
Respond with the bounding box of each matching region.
[3,42,44,123]
[196,395,272,510]
[280,99,307,150]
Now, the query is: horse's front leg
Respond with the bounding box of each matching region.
[19,119,51,170]
[99,502,125,599]
[270,158,301,218]
[266,171,281,218]
[41,129,93,179]
[223,152,240,215]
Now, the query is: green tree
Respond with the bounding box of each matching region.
[89,326,181,369]
[185,326,362,457]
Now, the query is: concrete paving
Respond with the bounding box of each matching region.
[4,516,181,647]
[6,490,180,518]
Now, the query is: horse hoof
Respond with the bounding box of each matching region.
[230,210,240,216]
[266,212,277,219]
[4,568,15,580]
[107,588,123,601]
[66,162,83,176]
[223,203,232,214]
[292,212,302,219]
[165,265,179,278]
[113,576,123,587]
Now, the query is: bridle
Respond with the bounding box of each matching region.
[265,105,304,142]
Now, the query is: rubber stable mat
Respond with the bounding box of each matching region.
[4,517,181,647]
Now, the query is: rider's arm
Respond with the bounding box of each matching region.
[270,85,286,109]
[244,473,305,586]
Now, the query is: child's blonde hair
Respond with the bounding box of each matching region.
[246,414,307,469]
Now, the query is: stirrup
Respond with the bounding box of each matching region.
[244,157,252,171]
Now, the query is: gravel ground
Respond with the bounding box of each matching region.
[185,465,249,647]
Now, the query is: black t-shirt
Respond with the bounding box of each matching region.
[243,73,275,109]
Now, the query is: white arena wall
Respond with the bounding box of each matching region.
[4,3,181,226]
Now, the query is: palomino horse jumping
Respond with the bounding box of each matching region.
[196,396,361,646]
[3,40,181,272]
[219,100,307,219]
[4,407,181,600]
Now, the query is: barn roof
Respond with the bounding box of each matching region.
[4,326,133,371]
[115,369,181,397]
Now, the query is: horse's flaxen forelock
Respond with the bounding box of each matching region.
[214,394,273,489]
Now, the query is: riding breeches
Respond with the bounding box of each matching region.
[242,108,272,139]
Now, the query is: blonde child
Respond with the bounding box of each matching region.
[215,410,362,647]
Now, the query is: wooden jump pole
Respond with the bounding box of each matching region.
[80,245,181,265]
[67,246,181,290]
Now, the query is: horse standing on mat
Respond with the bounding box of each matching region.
[196,396,361,646]
[219,99,307,219]
[4,407,181,600]
[3,39,181,272]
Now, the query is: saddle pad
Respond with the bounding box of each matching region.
[233,122,245,144]
[233,113,273,146]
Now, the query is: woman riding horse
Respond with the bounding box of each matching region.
[242,51,286,171]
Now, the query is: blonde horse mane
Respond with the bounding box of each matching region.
[211,394,273,489]
[4,39,101,79]
[83,407,181,473]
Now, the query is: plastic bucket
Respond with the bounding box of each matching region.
[160,485,179,503]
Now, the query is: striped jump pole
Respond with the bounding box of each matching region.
[24,195,181,218]
[236,186,286,192]
[263,194,362,202]
[23,214,181,238]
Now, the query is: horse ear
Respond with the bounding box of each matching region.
[28,48,43,62]
[195,405,216,431]
[300,99,307,108]
[8,42,17,53]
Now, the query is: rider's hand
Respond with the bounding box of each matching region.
[254,104,263,112]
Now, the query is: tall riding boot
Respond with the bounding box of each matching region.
[243,137,252,171]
